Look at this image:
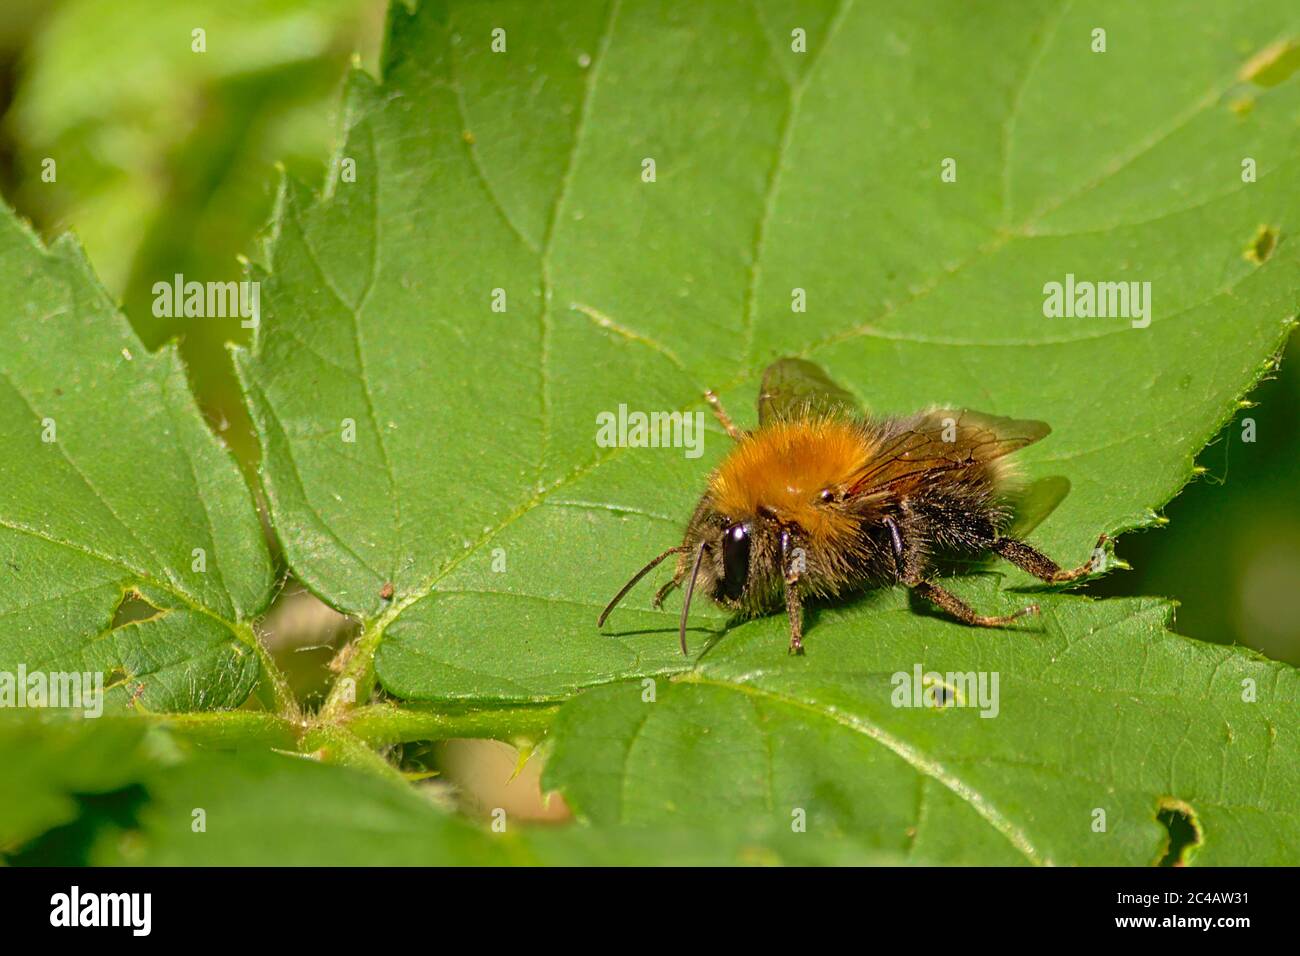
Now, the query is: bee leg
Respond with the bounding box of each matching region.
[652,570,684,608]
[991,533,1109,583]
[784,575,805,655]
[910,581,1039,628]
[704,389,744,442]
[779,529,806,654]
[888,513,1036,627]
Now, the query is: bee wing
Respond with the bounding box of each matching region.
[757,357,863,426]
[848,409,1050,495]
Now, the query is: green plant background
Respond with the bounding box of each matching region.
[0,0,1297,866]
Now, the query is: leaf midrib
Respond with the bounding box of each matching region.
[683,674,1045,865]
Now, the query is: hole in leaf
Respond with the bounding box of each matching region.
[1156,797,1202,866]
[1244,225,1277,265]
[918,675,960,708]
[110,589,165,627]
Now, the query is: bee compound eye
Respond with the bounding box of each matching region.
[819,489,835,503]
[721,522,751,601]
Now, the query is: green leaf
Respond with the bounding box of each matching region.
[0,212,274,712]
[6,0,381,474]
[220,0,1300,864]
[8,0,372,296]
[0,714,157,851]
[96,747,897,865]
[237,0,1300,710]
[545,586,1300,865]
[0,0,1267,864]
[98,747,515,866]
[0,715,896,865]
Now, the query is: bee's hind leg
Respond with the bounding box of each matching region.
[991,533,1109,583]
[887,513,1037,628]
[910,581,1038,628]
[704,390,744,442]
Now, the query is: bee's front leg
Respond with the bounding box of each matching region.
[652,568,684,608]
[784,576,804,655]
[781,529,805,655]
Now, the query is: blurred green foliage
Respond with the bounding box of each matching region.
[1,0,386,466]
[1094,334,1300,664]
[0,0,1295,669]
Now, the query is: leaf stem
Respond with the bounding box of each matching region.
[146,709,302,749]
[302,724,410,788]
[318,618,387,721]
[344,701,559,747]
[241,622,301,721]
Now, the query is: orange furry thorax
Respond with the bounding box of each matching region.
[708,419,873,537]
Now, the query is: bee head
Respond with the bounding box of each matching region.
[597,498,803,657]
[681,500,790,616]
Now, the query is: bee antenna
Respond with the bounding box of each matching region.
[597,546,687,628]
[678,542,707,657]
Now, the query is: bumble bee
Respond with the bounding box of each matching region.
[599,357,1105,655]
